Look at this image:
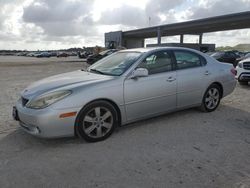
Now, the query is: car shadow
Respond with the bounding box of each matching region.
[116,104,250,135]
[0,129,82,152]
[0,104,249,151]
[238,83,250,89]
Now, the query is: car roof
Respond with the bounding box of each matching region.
[120,47,202,53]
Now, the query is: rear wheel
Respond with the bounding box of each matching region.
[238,81,248,85]
[200,84,221,112]
[76,100,118,142]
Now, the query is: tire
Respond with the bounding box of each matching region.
[200,84,222,112]
[238,81,248,85]
[75,100,118,142]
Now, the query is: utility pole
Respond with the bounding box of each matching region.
[148,17,151,27]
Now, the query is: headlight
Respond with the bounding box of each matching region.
[26,90,72,109]
[238,62,243,68]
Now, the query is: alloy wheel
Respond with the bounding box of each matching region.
[82,107,113,139]
[205,88,220,110]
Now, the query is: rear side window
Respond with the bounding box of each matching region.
[173,51,204,70]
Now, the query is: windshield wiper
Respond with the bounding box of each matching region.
[89,68,117,76]
[89,69,105,75]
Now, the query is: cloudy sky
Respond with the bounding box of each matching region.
[0,0,250,50]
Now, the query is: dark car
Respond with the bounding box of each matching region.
[87,49,118,65]
[78,51,92,59]
[210,51,239,67]
[57,52,69,57]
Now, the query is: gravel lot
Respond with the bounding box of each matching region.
[0,56,250,188]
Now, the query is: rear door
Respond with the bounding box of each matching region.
[172,50,208,108]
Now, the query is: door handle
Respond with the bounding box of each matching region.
[167,77,176,82]
[205,71,211,75]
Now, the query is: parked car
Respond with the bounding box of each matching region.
[87,49,118,64]
[78,51,93,59]
[49,52,58,57]
[57,52,69,57]
[16,52,28,56]
[13,47,236,142]
[236,58,250,85]
[210,51,238,67]
[66,52,77,56]
[27,52,40,57]
[36,52,51,58]
[236,53,250,63]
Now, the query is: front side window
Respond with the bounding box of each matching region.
[228,52,236,58]
[137,51,173,75]
[224,52,231,58]
[174,51,202,70]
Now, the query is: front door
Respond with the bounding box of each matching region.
[124,50,177,122]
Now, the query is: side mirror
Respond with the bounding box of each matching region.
[131,68,149,79]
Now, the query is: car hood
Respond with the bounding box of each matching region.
[21,70,114,98]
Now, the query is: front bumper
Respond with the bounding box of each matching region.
[238,73,250,82]
[14,99,80,138]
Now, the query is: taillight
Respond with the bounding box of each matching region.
[231,68,237,75]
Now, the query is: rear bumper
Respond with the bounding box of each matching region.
[222,79,237,98]
[15,99,79,138]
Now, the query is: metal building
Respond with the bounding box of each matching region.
[105,11,250,52]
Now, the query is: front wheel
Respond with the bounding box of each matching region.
[200,84,221,112]
[75,101,118,142]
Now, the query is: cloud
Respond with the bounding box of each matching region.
[98,5,153,27]
[23,0,90,23]
[0,0,27,38]
[98,0,185,27]
[188,0,250,19]
[145,0,185,14]
[0,15,4,29]
[0,0,250,50]
[22,0,96,36]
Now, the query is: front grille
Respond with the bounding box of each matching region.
[243,62,250,70]
[21,97,29,106]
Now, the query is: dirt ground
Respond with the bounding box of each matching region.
[0,56,250,188]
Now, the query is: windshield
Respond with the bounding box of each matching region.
[88,52,142,76]
[245,53,250,58]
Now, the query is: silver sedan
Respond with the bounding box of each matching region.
[13,47,236,142]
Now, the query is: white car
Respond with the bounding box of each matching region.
[236,58,250,85]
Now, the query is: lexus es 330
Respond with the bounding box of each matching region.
[13,47,236,142]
